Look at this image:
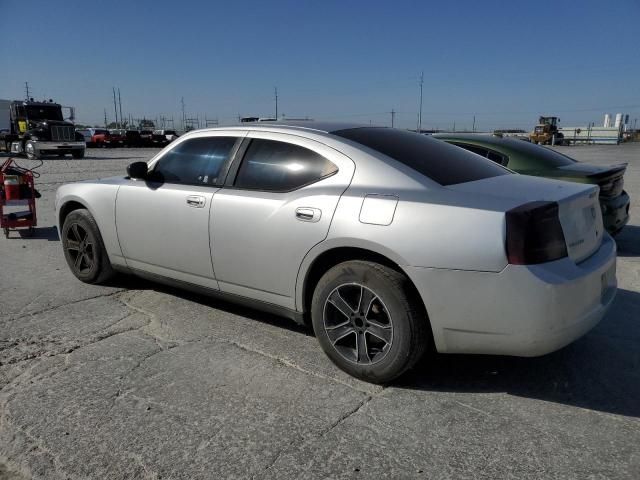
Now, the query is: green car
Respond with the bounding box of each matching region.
[433,134,630,235]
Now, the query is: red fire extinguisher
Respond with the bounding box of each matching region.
[3,175,20,200]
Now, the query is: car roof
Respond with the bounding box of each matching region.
[189,120,373,136]
[432,133,520,146]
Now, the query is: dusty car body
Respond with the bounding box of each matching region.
[55,123,617,382]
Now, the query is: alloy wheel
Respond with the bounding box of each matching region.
[322,283,393,365]
[65,223,95,274]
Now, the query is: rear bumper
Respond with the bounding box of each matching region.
[601,190,630,234]
[405,234,617,356]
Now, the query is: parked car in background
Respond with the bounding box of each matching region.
[76,128,94,145]
[55,123,616,383]
[107,129,126,147]
[151,129,179,147]
[434,134,630,235]
[139,130,153,147]
[89,129,110,147]
[124,130,143,147]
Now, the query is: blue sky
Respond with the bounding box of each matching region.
[1,0,638,130]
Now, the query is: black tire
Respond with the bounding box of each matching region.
[311,260,430,384]
[24,140,40,160]
[72,149,85,159]
[62,209,115,284]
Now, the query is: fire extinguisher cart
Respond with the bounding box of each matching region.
[0,158,37,238]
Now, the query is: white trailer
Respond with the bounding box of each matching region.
[0,99,11,131]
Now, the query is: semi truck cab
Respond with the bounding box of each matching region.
[0,99,86,159]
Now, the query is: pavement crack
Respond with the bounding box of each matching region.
[93,341,182,431]
[0,312,140,369]
[322,394,374,435]
[221,339,377,395]
[3,290,124,324]
[258,392,378,475]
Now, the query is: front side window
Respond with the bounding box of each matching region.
[333,128,509,186]
[234,139,338,191]
[152,136,237,185]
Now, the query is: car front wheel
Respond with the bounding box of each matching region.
[311,260,430,384]
[62,209,114,284]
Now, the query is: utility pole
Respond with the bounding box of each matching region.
[390,109,396,128]
[104,109,108,129]
[472,115,476,132]
[181,97,186,131]
[274,87,278,119]
[25,81,31,100]
[112,88,119,128]
[453,121,456,132]
[118,88,123,128]
[417,71,424,133]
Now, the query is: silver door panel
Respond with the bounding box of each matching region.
[116,180,219,290]
[211,131,355,309]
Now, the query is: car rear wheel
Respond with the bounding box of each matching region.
[62,209,114,284]
[311,260,430,384]
[72,150,85,159]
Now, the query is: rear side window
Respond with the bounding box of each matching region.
[333,128,509,186]
[451,142,509,166]
[234,138,338,191]
[152,136,237,186]
[502,138,576,168]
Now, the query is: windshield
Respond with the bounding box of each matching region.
[333,127,510,186]
[504,138,576,168]
[25,105,63,122]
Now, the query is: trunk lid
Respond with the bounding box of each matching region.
[557,163,627,198]
[448,174,604,263]
[556,186,603,262]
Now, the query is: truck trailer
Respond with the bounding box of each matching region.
[0,99,85,159]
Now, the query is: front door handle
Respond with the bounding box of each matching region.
[186,195,206,208]
[295,207,321,223]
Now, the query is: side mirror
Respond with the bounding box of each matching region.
[127,161,148,179]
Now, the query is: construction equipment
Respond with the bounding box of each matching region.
[0,158,38,237]
[530,116,564,145]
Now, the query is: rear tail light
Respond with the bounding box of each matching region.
[505,201,567,265]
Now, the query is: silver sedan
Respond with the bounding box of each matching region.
[55,122,617,383]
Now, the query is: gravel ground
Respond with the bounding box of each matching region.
[0,143,638,479]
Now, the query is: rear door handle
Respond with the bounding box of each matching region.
[295,207,321,222]
[186,195,206,208]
